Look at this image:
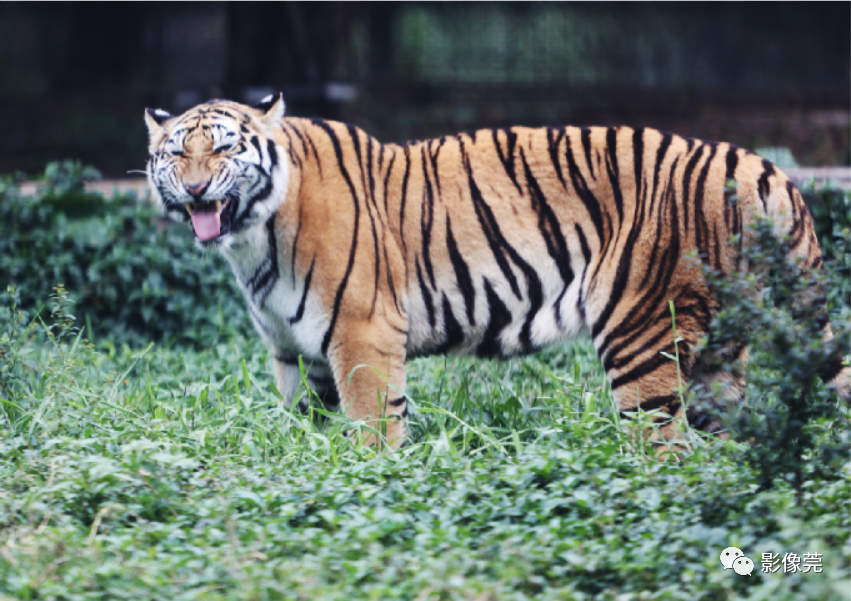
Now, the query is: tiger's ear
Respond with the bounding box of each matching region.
[144,108,173,138]
[254,92,286,130]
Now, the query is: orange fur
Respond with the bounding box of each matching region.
[146,95,849,450]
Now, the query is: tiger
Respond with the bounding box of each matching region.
[144,92,850,450]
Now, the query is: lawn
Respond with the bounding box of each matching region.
[1,164,849,600]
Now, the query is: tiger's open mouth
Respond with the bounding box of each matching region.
[185,199,232,241]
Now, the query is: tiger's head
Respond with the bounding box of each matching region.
[144,93,289,249]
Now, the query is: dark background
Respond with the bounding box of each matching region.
[0,2,848,177]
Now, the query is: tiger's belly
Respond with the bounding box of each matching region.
[405,267,588,359]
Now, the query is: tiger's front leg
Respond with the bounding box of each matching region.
[272,354,340,412]
[326,318,409,449]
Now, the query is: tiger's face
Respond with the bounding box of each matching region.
[144,94,289,249]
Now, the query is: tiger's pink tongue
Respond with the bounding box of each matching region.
[191,210,221,241]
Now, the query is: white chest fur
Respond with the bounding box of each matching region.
[220,222,326,361]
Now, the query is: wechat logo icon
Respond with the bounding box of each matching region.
[720,547,754,576]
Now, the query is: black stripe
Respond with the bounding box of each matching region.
[818,356,845,385]
[519,271,544,353]
[279,127,302,169]
[619,394,681,422]
[633,128,645,212]
[250,135,262,157]
[384,245,401,316]
[548,128,568,189]
[493,128,522,194]
[420,152,437,289]
[382,153,396,214]
[289,254,316,324]
[266,139,278,168]
[589,127,625,286]
[244,216,280,307]
[238,170,274,223]
[259,215,280,307]
[693,144,719,263]
[575,224,591,263]
[366,135,377,210]
[462,144,522,299]
[638,394,680,413]
[363,135,382,319]
[416,260,435,329]
[605,127,624,225]
[564,131,605,245]
[398,147,411,255]
[287,123,310,159]
[446,215,476,325]
[787,180,805,246]
[299,129,323,177]
[275,355,300,366]
[575,224,591,322]
[605,318,671,372]
[649,134,673,216]
[581,127,595,179]
[681,145,705,234]
[591,129,645,340]
[611,350,674,390]
[463,144,543,351]
[290,207,302,287]
[599,166,681,359]
[639,157,680,290]
[725,146,738,182]
[389,396,408,407]
[477,278,512,358]
[553,284,569,329]
[430,137,445,195]
[723,146,739,237]
[435,295,465,353]
[314,121,360,356]
[756,159,775,214]
[522,150,574,287]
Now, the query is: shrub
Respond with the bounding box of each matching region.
[801,183,851,310]
[0,162,250,346]
[699,209,850,503]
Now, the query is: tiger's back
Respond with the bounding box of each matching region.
[145,95,849,449]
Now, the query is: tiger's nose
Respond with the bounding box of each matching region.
[185,181,210,199]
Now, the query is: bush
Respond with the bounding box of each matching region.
[0,162,250,346]
[801,184,851,311]
[699,209,850,503]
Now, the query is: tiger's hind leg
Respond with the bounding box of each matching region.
[686,344,749,438]
[600,332,697,458]
[593,289,710,458]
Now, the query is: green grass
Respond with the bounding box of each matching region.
[1,294,849,601]
[1,171,849,599]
